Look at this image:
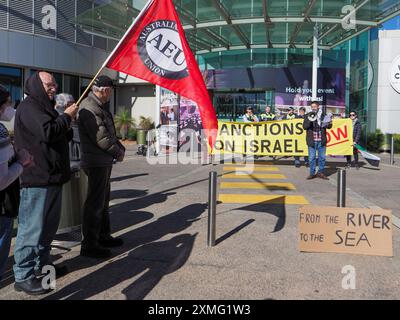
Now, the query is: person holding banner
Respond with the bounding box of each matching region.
[303,101,332,180]
[346,111,361,169]
[298,107,309,167]
[286,107,301,168]
[259,106,276,121]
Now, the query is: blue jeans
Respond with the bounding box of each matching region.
[0,216,14,281]
[13,186,62,282]
[308,142,326,175]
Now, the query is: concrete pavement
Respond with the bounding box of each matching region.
[0,146,399,300]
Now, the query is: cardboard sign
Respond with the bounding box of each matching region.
[299,206,393,257]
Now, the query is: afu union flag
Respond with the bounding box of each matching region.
[104,0,218,149]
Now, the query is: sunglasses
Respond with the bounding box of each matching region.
[350,114,356,117]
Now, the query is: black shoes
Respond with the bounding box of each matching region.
[35,264,69,278]
[306,174,316,180]
[14,277,52,296]
[99,236,124,248]
[80,237,123,258]
[80,246,111,259]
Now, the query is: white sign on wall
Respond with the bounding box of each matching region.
[41,5,56,31]
[389,55,400,94]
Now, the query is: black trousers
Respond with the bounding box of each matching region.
[346,146,359,165]
[82,166,112,249]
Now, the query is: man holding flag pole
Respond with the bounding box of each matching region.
[76,0,218,259]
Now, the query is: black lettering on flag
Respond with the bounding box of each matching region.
[147,34,163,50]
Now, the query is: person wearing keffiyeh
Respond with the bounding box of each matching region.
[303,101,332,180]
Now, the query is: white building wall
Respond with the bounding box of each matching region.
[116,85,157,125]
[376,30,400,134]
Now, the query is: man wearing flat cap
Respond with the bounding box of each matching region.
[78,75,125,259]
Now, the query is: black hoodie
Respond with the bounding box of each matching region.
[14,72,72,187]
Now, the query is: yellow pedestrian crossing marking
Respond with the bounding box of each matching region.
[220,182,296,190]
[222,173,287,179]
[223,166,279,172]
[218,194,309,205]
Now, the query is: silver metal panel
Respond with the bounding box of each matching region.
[9,0,33,33]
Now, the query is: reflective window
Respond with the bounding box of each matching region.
[0,66,23,106]
[64,75,80,101]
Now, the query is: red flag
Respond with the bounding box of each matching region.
[105,0,217,148]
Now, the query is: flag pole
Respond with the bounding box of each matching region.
[76,0,155,106]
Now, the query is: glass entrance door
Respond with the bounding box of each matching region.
[214,90,275,121]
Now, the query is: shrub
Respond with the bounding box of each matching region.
[393,134,400,153]
[138,116,155,131]
[115,108,136,140]
[365,129,384,152]
[127,127,137,141]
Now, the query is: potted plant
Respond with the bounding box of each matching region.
[114,108,136,141]
[136,116,155,145]
[127,127,137,141]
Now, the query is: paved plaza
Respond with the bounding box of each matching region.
[0,145,399,300]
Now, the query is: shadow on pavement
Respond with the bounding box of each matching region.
[110,189,148,200]
[216,219,255,245]
[43,203,207,300]
[110,173,149,183]
[233,196,286,233]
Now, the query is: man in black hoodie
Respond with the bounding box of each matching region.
[13,71,78,295]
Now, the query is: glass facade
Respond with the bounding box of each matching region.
[0,66,23,105]
[64,75,80,101]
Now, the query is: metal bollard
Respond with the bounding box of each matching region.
[337,168,346,208]
[390,136,395,166]
[207,171,217,247]
[191,131,196,160]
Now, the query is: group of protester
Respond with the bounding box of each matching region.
[0,72,124,296]
[0,71,363,296]
[241,102,362,179]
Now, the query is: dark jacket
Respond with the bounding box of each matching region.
[14,73,72,187]
[352,119,362,144]
[303,111,333,147]
[78,92,125,168]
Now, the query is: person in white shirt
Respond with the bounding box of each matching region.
[242,106,259,122]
